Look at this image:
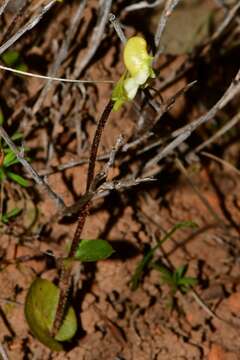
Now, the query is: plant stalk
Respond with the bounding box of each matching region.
[51,100,114,337]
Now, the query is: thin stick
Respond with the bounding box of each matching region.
[73,0,112,78]
[208,1,240,45]
[0,0,11,17]
[0,0,29,46]
[123,0,164,13]
[0,125,66,210]
[172,70,240,138]
[0,0,57,55]
[195,111,240,152]
[190,289,220,319]
[98,176,155,193]
[145,131,189,168]
[201,151,240,177]
[145,68,240,169]
[109,13,126,44]
[175,158,225,224]
[33,0,88,113]
[0,64,113,84]
[0,342,9,360]
[190,288,240,330]
[154,0,181,56]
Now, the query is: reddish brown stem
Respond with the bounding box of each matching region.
[51,100,113,337]
[86,100,114,191]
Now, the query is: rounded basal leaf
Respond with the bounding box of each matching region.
[25,278,77,351]
[75,239,114,262]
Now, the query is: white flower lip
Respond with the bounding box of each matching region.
[124,78,139,99]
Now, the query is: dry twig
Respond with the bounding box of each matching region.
[195,111,240,152]
[0,64,113,84]
[73,0,112,78]
[123,0,164,13]
[0,342,9,360]
[201,151,240,177]
[33,0,87,113]
[175,158,225,224]
[109,13,126,44]
[0,0,11,17]
[0,0,57,55]
[0,125,66,210]
[154,0,181,57]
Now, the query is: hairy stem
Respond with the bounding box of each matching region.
[51,100,113,337]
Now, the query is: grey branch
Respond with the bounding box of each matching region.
[154,0,181,55]
[145,68,240,169]
[0,0,11,17]
[73,0,112,78]
[109,13,126,44]
[0,342,9,360]
[123,0,164,13]
[33,0,87,113]
[195,111,240,153]
[209,1,240,44]
[98,176,155,193]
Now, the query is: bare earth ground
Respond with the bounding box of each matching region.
[0,1,240,359]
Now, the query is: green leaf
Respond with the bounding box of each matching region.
[154,264,172,279]
[2,50,20,66]
[1,207,22,223]
[178,276,197,288]
[7,171,29,187]
[175,264,187,281]
[11,132,24,141]
[0,168,6,182]
[130,221,197,291]
[130,248,154,291]
[25,278,77,351]
[75,239,114,262]
[158,221,198,247]
[111,74,128,111]
[15,63,28,72]
[3,151,18,167]
[0,110,4,125]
